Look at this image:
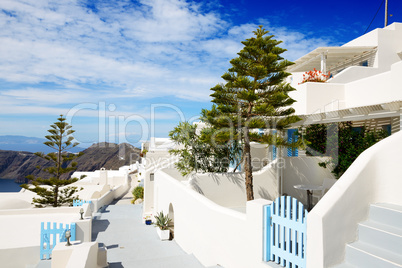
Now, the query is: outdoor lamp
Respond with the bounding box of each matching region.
[65,230,72,246]
[80,208,84,220]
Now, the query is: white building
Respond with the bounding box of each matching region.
[0,167,131,268]
[144,23,402,268]
[288,22,402,133]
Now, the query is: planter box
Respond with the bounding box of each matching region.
[156,228,170,240]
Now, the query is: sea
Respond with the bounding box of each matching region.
[0,179,23,192]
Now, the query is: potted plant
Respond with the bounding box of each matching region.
[154,211,172,240]
[143,214,152,225]
[299,68,330,84]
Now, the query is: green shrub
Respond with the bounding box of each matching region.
[132,186,144,203]
[303,121,389,179]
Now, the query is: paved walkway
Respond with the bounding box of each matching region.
[92,194,207,267]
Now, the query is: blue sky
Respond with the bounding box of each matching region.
[1,0,401,148]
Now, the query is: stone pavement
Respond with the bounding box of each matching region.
[92,198,207,267]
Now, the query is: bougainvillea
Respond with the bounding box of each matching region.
[300,68,330,84]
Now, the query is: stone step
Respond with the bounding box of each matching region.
[358,219,402,255]
[34,260,51,268]
[332,262,357,268]
[369,203,402,227]
[345,241,402,268]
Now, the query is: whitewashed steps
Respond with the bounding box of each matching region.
[358,220,402,254]
[346,241,402,267]
[33,260,51,268]
[369,203,402,225]
[335,203,402,268]
[333,263,356,268]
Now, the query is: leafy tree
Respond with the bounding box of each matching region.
[21,115,84,207]
[201,26,301,200]
[131,185,144,204]
[169,121,241,176]
[304,122,389,178]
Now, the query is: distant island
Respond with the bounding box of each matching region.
[0,142,141,183]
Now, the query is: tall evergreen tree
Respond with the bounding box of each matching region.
[201,26,300,200]
[21,115,84,207]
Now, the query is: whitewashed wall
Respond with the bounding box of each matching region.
[143,151,176,216]
[171,160,280,209]
[154,169,279,268]
[0,207,82,268]
[307,130,402,267]
[283,156,336,206]
[289,82,345,114]
[345,61,402,108]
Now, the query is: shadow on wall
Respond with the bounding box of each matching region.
[91,219,110,241]
[257,186,276,201]
[284,156,335,205]
[186,169,279,207]
[189,172,245,197]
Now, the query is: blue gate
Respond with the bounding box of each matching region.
[264,196,308,268]
[40,222,76,260]
[73,199,92,207]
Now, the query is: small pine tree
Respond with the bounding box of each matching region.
[21,115,84,207]
[201,26,301,200]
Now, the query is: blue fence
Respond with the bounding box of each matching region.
[40,222,76,260]
[73,199,92,207]
[264,196,308,268]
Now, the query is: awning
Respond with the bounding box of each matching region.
[287,46,377,72]
[291,100,402,126]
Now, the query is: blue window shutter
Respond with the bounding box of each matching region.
[287,129,293,157]
[287,129,298,157]
[272,130,277,160]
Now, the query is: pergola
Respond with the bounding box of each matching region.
[291,100,402,129]
[287,46,377,73]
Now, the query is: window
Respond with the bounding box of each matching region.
[382,124,391,135]
[150,173,154,181]
[360,60,368,67]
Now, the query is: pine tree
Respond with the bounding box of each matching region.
[201,26,300,200]
[21,115,84,207]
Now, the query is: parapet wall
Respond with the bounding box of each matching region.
[307,130,402,267]
[154,169,274,268]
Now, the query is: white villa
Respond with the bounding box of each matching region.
[1,22,401,268]
[0,167,133,267]
[141,23,402,268]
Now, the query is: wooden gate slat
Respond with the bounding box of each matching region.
[264,196,308,268]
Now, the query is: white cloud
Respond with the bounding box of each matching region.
[0,0,336,121]
[119,0,224,42]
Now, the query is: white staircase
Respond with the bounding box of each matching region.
[336,203,402,267]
